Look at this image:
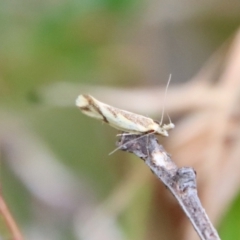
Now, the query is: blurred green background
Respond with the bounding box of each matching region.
[0,0,240,239]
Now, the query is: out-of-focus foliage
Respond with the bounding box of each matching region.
[0,0,138,99]
[219,194,240,239]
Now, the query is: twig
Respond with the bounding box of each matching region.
[117,134,221,240]
[0,193,24,240]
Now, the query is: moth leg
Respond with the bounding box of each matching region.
[109,131,156,155]
[116,132,139,137]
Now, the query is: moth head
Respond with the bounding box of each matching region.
[156,127,169,137]
[162,123,175,131]
[155,121,175,137]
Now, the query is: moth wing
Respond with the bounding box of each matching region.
[99,105,155,133]
[76,95,104,120]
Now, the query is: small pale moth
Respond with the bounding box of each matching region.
[75,94,174,137]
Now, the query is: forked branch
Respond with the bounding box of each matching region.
[117,134,220,240]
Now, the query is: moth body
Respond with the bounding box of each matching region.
[76,94,174,137]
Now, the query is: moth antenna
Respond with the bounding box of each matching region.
[160,74,172,126]
[109,131,155,155]
[167,112,172,124]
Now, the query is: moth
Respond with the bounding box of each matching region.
[75,94,174,137]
